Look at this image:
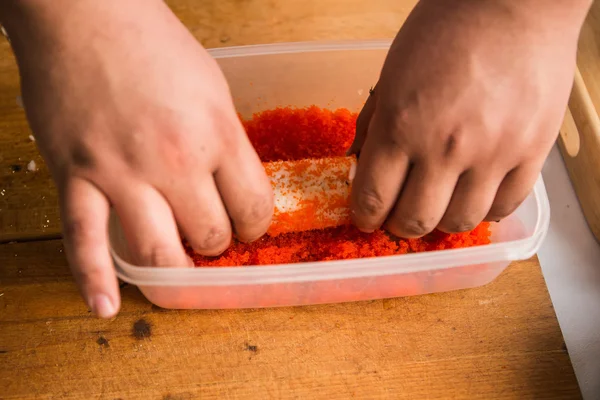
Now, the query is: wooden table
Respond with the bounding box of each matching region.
[2,1,596,398]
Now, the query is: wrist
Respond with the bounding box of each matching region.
[0,1,74,44]
[0,0,166,53]
[420,0,592,34]
[0,0,171,70]
[501,0,592,28]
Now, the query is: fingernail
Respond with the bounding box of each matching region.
[356,225,376,234]
[90,294,116,318]
[348,162,357,181]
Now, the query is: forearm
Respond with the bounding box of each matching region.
[502,0,592,29]
[0,0,168,54]
[0,0,177,77]
[419,0,592,34]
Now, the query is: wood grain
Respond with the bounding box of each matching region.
[558,1,600,244]
[0,240,581,399]
[0,1,586,397]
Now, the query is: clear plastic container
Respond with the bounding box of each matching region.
[109,40,551,310]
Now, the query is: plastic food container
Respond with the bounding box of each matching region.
[109,40,551,310]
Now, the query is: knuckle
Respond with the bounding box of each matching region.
[393,217,436,238]
[63,218,97,246]
[164,138,200,171]
[158,123,207,171]
[69,142,97,169]
[233,195,274,239]
[379,121,409,152]
[385,133,407,153]
[176,149,200,171]
[240,195,274,225]
[206,107,243,148]
[190,226,231,255]
[218,122,241,151]
[120,129,150,170]
[441,219,478,233]
[442,130,468,159]
[372,107,411,149]
[71,262,105,288]
[138,243,180,267]
[355,187,387,218]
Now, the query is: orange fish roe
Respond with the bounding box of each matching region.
[243,105,356,162]
[187,105,491,267]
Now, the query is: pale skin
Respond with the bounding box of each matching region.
[0,0,592,318]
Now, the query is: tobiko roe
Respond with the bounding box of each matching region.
[185,105,491,267]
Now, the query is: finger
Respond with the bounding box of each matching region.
[111,183,194,266]
[214,135,273,242]
[348,83,378,156]
[350,109,411,232]
[385,162,459,238]
[60,177,119,319]
[167,174,233,256]
[485,161,542,221]
[437,169,502,233]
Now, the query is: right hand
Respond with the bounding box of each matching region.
[1,0,273,318]
[348,0,589,238]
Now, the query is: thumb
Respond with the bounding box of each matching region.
[347,84,378,157]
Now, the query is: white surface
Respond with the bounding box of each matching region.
[539,146,600,400]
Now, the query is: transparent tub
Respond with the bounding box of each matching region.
[109,40,551,310]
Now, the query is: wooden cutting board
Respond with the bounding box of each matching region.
[0,240,580,399]
[0,0,587,398]
[558,1,600,244]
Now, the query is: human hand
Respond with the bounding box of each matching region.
[1,0,273,317]
[349,0,591,237]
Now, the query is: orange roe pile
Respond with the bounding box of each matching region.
[187,105,491,267]
[243,105,356,162]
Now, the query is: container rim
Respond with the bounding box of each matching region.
[112,176,550,287]
[207,39,394,58]
[111,40,551,287]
